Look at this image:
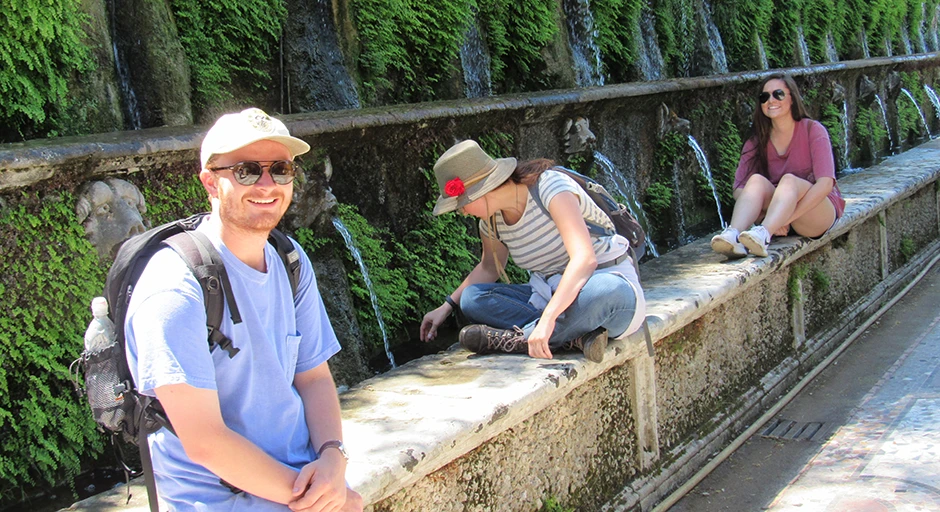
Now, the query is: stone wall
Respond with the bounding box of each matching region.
[345,141,940,511]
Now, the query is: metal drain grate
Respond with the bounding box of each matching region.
[760,418,830,441]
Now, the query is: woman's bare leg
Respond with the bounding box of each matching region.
[753,173,835,237]
[729,174,775,232]
[791,196,836,237]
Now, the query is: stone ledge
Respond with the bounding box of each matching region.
[4,54,937,192]
[343,139,940,505]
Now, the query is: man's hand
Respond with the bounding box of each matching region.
[341,489,363,512]
[288,450,348,512]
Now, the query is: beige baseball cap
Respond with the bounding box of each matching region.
[200,108,310,169]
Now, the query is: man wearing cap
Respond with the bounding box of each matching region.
[125,108,362,511]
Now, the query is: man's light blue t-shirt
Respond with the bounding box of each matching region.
[125,222,341,511]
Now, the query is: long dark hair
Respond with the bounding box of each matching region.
[747,74,811,176]
[510,158,556,186]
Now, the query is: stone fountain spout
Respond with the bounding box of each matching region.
[285,154,340,232]
[858,75,877,103]
[658,103,691,139]
[832,83,847,103]
[887,72,903,99]
[562,117,597,154]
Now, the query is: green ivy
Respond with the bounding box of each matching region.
[651,0,696,76]
[811,267,830,291]
[802,0,839,63]
[765,0,803,68]
[644,181,674,217]
[140,170,208,224]
[0,0,91,141]
[169,0,286,113]
[713,117,743,205]
[352,0,473,104]
[712,0,774,71]
[854,104,889,157]
[788,262,810,301]
[593,0,643,83]
[478,0,560,92]
[900,235,916,263]
[0,192,107,504]
[645,130,685,235]
[897,72,929,142]
[819,103,846,167]
[540,496,575,512]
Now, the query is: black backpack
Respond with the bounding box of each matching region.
[73,212,301,511]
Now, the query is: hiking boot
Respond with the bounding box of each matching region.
[459,325,528,355]
[739,225,771,257]
[563,327,608,363]
[710,227,747,258]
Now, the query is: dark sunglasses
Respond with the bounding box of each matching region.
[759,89,787,104]
[209,160,299,186]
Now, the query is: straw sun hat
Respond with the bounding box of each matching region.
[432,140,517,215]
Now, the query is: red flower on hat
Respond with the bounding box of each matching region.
[444,177,465,197]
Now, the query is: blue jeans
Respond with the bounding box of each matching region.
[459,273,638,348]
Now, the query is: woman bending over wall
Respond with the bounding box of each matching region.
[711,74,846,259]
[419,140,645,362]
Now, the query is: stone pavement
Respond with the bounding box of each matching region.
[671,262,940,511]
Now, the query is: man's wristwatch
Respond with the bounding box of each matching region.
[317,440,348,461]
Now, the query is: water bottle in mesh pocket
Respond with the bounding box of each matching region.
[82,344,134,436]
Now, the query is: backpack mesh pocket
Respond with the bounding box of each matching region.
[83,346,131,432]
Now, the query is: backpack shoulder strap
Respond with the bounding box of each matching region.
[528,168,611,237]
[164,230,242,358]
[268,228,301,297]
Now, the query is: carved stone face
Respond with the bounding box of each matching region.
[284,154,338,232]
[76,178,148,260]
[562,117,597,154]
[657,103,690,139]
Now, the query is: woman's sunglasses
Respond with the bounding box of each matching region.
[759,89,787,104]
[209,160,300,186]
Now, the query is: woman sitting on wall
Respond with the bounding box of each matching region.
[711,74,846,258]
[419,140,646,362]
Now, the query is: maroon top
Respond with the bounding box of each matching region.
[734,118,845,218]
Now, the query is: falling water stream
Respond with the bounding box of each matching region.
[687,135,727,229]
[923,85,940,124]
[826,32,839,63]
[840,100,856,172]
[592,152,659,257]
[756,35,769,70]
[796,26,812,66]
[901,88,933,139]
[876,94,894,148]
[332,217,397,369]
[901,27,914,55]
[861,28,872,59]
[460,17,493,98]
[564,0,605,87]
[109,0,141,130]
[635,7,665,80]
[700,0,728,74]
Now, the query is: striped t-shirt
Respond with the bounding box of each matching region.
[479,170,626,275]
